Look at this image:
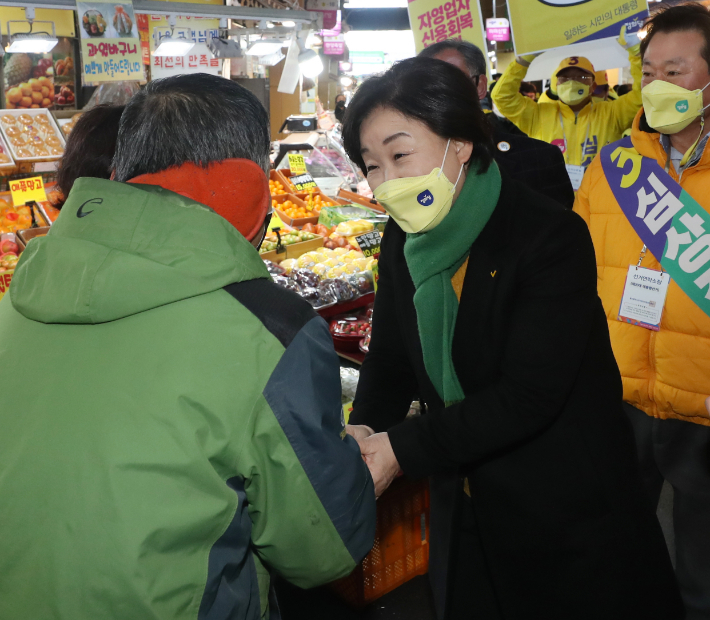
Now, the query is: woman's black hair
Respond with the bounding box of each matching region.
[56,104,125,202]
[342,57,493,174]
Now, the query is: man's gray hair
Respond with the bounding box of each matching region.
[418,39,487,77]
[113,73,270,182]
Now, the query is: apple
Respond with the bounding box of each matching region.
[57,96,66,105]
[0,240,19,255]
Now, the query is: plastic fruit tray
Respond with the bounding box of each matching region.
[0,109,65,162]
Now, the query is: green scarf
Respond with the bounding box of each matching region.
[404,162,501,406]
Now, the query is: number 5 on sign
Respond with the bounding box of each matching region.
[10,176,47,205]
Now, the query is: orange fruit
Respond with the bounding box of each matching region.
[19,83,31,97]
[28,78,42,92]
[20,97,32,108]
[7,87,22,104]
[31,91,43,104]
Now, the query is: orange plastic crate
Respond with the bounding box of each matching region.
[329,476,430,608]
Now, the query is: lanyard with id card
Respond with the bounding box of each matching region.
[559,114,590,191]
[618,245,671,331]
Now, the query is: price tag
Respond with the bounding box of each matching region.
[288,153,307,176]
[290,173,318,191]
[354,230,382,258]
[10,176,47,205]
[268,212,287,232]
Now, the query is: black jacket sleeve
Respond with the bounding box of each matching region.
[493,133,575,210]
[388,212,599,478]
[350,231,419,432]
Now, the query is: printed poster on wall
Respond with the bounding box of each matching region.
[506,0,648,56]
[149,16,221,78]
[76,0,144,82]
[407,0,489,73]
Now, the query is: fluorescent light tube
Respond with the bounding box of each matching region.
[7,37,58,54]
[153,38,195,57]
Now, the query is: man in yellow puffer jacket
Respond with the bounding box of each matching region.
[574,5,710,616]
[492,30,642,189]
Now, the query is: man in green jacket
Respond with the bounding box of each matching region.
[0,74,375,620]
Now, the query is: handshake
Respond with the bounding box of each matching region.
[345,425,401,499]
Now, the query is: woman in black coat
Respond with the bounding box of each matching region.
[343,57,682,620]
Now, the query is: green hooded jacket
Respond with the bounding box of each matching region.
[0,177,375,620]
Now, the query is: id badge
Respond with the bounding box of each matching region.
[618,266,671,331]
[565,164,585,191]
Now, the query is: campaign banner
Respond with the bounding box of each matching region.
[600,136,710,318]
[77,0,144,82]
[507,0,648,56]
[408,0,488,71]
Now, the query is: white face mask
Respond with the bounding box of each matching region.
[372,139,464,234]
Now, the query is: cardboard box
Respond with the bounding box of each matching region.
[269,169,292,195]
[294,189,348,210]
[259,234,324,263]
[337,188,385,213]
[272,194,320,228]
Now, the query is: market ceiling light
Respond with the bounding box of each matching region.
[281,21,296,28]
[153,37,195,57]
[246,39,284,55]
[6,9,56,55]
[7,36,57,54]
[340,76,353,87]
[153,15,195,57]
[299,48,324,78]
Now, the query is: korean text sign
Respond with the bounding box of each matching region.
[77,0,144,82]
[150,17,221,79]
[10,176,47,205]
[407,0,488,71]
[506,0,648,56]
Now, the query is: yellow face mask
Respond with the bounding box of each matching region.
[642,79,710,134]
[373,139,464,234]
[557,80,591,106]
[643,79,710,166]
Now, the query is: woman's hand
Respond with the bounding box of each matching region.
[356,432,400,498]
[345,424,375,442]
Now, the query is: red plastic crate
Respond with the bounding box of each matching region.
[330,476,430,607]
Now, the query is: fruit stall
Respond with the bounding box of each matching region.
[262,169,386,364]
